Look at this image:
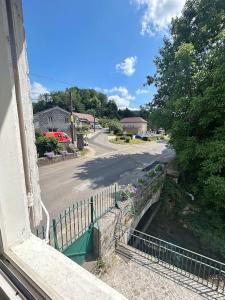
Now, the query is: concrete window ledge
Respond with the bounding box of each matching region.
[6,235,126,300]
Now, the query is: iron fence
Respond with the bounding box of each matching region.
[117,226,225,295]
[36,183,118,252]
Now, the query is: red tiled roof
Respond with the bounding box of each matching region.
[73,112,95,123]
[121,117,147,123]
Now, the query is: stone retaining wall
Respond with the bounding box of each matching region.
[94,176,164,258]
[38,153,78,167]
[107,135,116,141]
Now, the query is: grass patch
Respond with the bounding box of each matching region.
[110,139,126,144]
[79,148,89,156]
[129,139,145,144]
[110,138,146,145]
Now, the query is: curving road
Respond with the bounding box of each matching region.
[39,130,174,219]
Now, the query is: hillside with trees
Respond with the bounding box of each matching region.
[33,87,142,120]
[33,87,119,118]
[146,0,225,258]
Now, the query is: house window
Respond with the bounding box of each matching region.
[125,124,135,128]
[48,116,53,122]
[65,117,69,123]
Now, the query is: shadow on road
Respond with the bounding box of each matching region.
[72,148,171,190]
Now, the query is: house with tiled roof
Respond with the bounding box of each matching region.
[34,106,71,134]
[34,106,97,135]
[73,112,98,128]
[121,117,147,134]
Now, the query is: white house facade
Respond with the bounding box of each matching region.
[121,117,147,134]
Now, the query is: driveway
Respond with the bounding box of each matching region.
[39,130,174,218]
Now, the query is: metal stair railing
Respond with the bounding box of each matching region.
[116,226,225,296]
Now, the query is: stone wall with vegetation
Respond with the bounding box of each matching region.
[95,164,165,260]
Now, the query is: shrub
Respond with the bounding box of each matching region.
[148,170,156,177]
[96,257,106,270]
[138,178,146,185]
[155,164,163,172]
[36,136,59,157]
[99,118,110,128]
[99,118,123,134]
[120,136,126,140]
[125,136,131,143]
[35,128,43,139]
[108,120,123,134]
[80,124,90,132]
[159,177,187,218]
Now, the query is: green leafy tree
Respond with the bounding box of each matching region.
[147,0,225,257]
[33,87,119,119]
[107,120,123,134]
[118,108,135,118]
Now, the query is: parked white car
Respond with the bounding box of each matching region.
[94,124,102,129]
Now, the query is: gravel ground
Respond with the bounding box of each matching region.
[100,254,207,300]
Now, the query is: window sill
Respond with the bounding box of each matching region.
[6,235,126,300]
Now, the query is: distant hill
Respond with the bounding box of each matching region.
[33,86,142,120]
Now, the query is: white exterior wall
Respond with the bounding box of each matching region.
[13,0,42,227]
[0,0,31,249]
[122,122,147,134]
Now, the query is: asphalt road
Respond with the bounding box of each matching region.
[39,130,174,219]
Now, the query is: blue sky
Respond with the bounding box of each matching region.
[23,0,185,109]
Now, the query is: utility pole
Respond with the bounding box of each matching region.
[70,90,74,143]
[93,112,96,132]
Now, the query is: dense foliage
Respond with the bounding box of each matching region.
[118,108,143,119]
[33,87,145,120]
[99,118,123,134]
[36,136,60,157]
[148,0,225,256]
[33,87,119,118]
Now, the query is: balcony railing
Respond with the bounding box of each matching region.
[36,184,118,252]
[117,226,225,296]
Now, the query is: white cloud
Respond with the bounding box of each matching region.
[129,107,139,111]
[108,95,130,109]
[136,88,150,95]
[110,86,135,100]
[132,0,185,36]
[30,81,49,101]
[116,56,137,76]
[96,86,135,109]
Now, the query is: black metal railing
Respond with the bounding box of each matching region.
[36,183,118,252]
[117,226,225,295]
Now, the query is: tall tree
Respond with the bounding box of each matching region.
[148,0,225,257]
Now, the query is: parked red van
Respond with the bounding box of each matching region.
[43,131,71,143]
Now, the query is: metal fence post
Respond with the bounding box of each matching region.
[90,196,94,223]
[216,266,222,291]
[52,219,59,250]
[115,184,119,208]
